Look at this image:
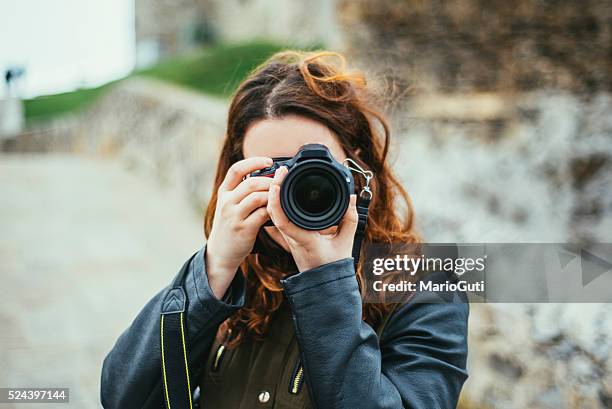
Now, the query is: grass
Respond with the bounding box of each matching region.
[136,40,296,97]
[24,85,111,124]
[24,40,324,125]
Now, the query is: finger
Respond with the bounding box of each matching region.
[266,172,310,241]
[230,176,273,203]
[266,183,290,229]
[219,157,273,192]
[271,164,288,188]
[243,206,270,229]
[237,191,268,219]
[336,194,359,241]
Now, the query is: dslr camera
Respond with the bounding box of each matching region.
[249,143,354,230]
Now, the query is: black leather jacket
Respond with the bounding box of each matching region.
[100,246,469,408]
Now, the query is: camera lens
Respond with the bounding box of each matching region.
[281,160,350,230]
[293,171,337,216]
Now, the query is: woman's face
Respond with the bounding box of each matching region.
[242,114,347,252]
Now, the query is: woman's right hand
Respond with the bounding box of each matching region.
[205,157,273,299]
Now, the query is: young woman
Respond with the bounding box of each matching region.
[101,50,469,409]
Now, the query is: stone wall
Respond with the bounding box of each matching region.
[393,92,612,244]
[3,78,227,215]
[339,0,612,94]
[79,78,227,214]
[391,92,612,408]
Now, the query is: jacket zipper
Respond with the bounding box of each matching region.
[289,360,304,394]
[211,344,226,372]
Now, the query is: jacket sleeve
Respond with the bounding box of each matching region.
[100,245,246,409]
[280,258,469,409]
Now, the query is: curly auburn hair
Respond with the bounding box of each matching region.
[204,50,420,348]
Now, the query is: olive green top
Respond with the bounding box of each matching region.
[199,303,312,408]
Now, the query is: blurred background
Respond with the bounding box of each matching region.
[1,0,611,408]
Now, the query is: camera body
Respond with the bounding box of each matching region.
[250,143,354,230]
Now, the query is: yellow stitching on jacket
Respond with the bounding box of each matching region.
[212,345,225,371]
[180,313,193,409]
[161,315,172,409]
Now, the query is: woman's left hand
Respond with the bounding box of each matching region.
[267,166,359,272]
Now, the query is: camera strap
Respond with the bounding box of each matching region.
[352,194,371,268]
[344,158,373,269]
[160,255,196,409]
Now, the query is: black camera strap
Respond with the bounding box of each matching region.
[160,255,195,409]
[345,158,373,269]
[351,194,371,268]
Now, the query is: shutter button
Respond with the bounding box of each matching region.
[258,390,270,403]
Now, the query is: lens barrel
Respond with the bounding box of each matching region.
[281,158,353,230]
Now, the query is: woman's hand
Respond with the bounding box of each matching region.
[206,157,273,299]
[266,166,359,272]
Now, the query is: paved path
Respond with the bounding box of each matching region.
[0,153,204,408]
